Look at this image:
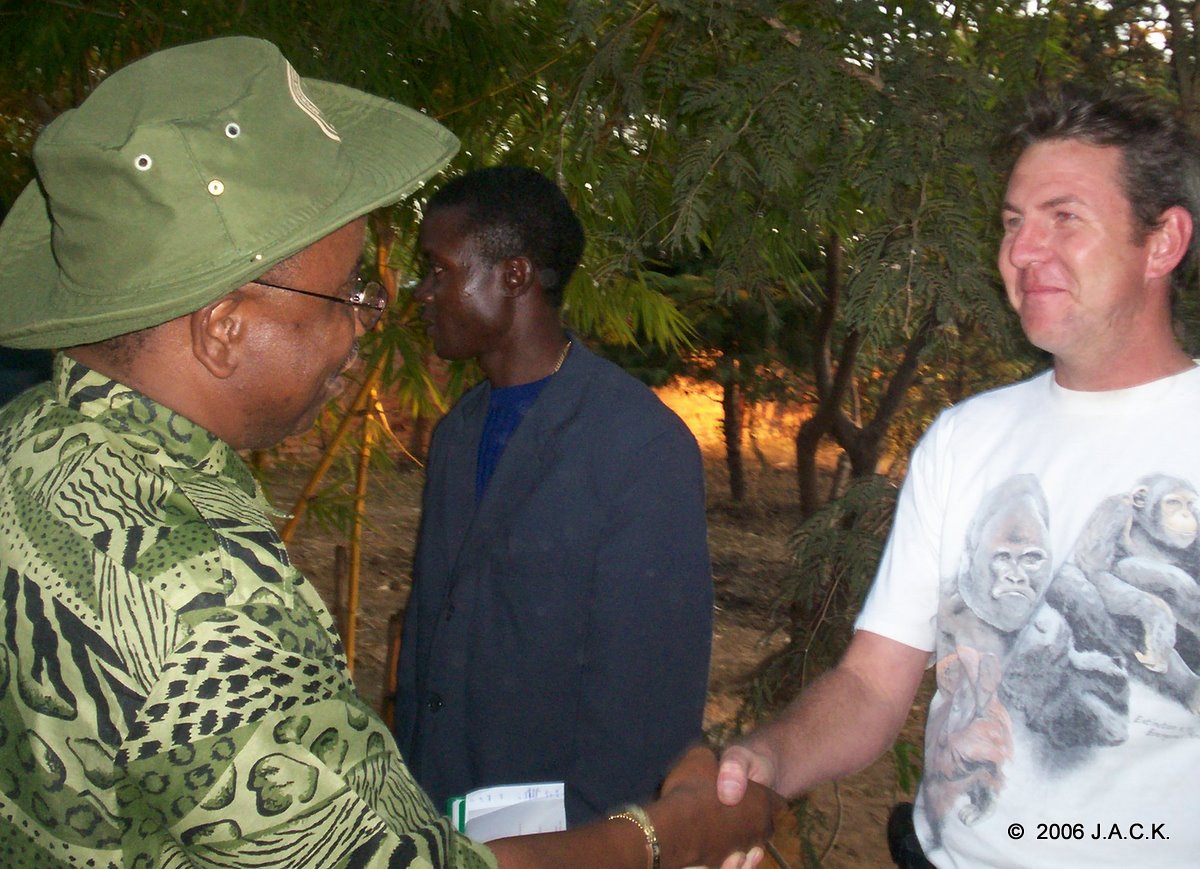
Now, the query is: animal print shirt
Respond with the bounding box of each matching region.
[0,356,496,868]
[857,365,1200,868]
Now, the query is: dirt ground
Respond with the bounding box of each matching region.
[263,381,929,869]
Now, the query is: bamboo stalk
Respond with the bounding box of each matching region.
[280,351,387,544]
[344,386,378,675]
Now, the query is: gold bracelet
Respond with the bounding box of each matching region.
[607,805,661,869]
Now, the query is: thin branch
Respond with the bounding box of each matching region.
[669,77,793,245]
[435,52,568,120]
[763,16,884,92]
[35,0,124,19]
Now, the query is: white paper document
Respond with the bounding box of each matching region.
[449,781,567,842]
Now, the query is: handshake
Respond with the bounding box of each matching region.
[653,741,783,869]
[486,740,782,869]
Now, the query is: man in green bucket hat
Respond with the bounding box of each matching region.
[0,36,776,867]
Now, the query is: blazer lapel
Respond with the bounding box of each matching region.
[453,342,590,569]
[440,383,488,573]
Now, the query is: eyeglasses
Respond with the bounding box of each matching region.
[251,275,389,331]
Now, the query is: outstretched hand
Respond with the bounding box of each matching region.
[716,743,779,806]
[653,744,782,867]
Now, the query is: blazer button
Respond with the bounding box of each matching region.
[426,692,444,712]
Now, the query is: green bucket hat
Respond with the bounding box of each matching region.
[0,36,459,349]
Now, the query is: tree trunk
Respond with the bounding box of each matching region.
[795,229,938,516]
[722,374,747,502]
[795,230,856,518]
[834,306,938,478]
[408,413,430,462]
[795,410,832,518]
[828,452,853,502]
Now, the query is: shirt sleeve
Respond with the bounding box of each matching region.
[854,414,952,654]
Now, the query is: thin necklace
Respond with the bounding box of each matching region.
[551,340,572,374]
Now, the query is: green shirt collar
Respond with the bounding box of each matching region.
[54,353,262,499]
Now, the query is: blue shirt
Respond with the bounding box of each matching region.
[475,375,551,500]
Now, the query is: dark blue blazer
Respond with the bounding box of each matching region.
[394,341,713,824]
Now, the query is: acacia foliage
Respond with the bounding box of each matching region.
[0,0,693,419]
[3,3,1198,411]
[4,3,1200,621]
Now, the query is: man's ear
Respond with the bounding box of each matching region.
[500,256,537,298]
[1146,205,1193,282]
[190,292,247,379]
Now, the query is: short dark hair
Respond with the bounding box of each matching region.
[1010,87,1200,295]
[73,326,154,370]
[425,166,585,306]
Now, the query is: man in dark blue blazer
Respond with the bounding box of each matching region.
[394,166,714,825]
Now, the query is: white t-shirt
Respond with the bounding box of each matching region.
[857,365,1200,868]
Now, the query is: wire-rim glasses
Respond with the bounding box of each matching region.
[251,275,388,330]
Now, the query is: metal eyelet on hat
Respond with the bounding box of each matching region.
[135,154,153,171]
[225,122,240,138]
[208,179,225,196]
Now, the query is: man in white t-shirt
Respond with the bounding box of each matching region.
[713,88,1200,868]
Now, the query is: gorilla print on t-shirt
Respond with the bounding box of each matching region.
[921,472,1200,846]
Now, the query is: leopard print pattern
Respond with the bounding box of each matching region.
[0,357,495,868]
